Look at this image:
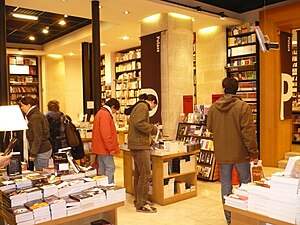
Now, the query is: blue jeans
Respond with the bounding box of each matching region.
[34,149,52,171]
[97,155,115,184]
[219,162,251,224]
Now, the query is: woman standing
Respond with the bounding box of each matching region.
[19,96,52,171]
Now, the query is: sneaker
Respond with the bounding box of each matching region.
[136,204,157,213]
[146,200,154,206]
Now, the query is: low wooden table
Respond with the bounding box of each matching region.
[224,205,295,225]
[0,201,124,225]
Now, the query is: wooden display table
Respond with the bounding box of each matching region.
[0,201,124,225]
[224,205,294,225]
[122,149,199,205]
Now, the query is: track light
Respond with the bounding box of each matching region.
[12,13,38,21]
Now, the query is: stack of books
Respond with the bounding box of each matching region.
[268,173,299,224]
[14,177,32,189]
[69,192,94,211]
[57,181,71,197]
[40,184,58,198]
[82,187,106,206]
[1,188,28,208]
[93,175,109,186]
[99,184,126,204]
[44,195,66,220]
[248,182,270,215]
[224,193,248,210]
[24,199,51,224]
[10,205,34,225]
[0,180,16,191]
[63,196,81,216]
[24,187,42,202]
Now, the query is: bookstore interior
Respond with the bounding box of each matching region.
[1,0,300,225]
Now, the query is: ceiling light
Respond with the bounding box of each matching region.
[64,15,68,18]
[47,54,63,59]
[101,43,107,47]
[124,11,129,15]
[42,27,49,34]
[12,13,38,21]
[169,12,191,20]
[99,5,102,9]
[122,36,129,40]
[58,19,66,25]
[28,36,35,41]
[68,52,74,56]
[143,14,161,23]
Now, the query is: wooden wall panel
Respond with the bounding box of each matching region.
[259,2,300,166]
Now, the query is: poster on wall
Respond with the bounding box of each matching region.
[280,31,292,120]
[141,32,162,124]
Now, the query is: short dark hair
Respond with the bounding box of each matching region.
[105,98,120,110]
[147,94,157,104]
[19,96,38,106]
[222,77,238,94]
[47,100,60,112]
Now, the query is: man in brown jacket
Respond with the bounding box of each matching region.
[207,77,258,225]
[128,94,158,213]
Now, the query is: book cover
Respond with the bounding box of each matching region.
[24,199,48,211]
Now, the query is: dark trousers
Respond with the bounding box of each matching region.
[131,149,151,209]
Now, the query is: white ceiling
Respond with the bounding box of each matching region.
[5,0,244,57]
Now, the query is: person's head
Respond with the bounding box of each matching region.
[146,94,158,110]
[47,100,60,112]
[101,99,106,106]
[138,93,148,101]
[105,98,120,114]
[19,96,38,114]
[222,77,238,94]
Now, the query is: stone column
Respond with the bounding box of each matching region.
[141,13,194,138]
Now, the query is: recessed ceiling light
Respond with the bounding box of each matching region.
[12,13,38,21]
[42,27,49,34]
[64,15,68,18]
[101,43,107,47]
[99,5,102,9]
[124,11,130,15]
[122,36,129,40]
[58,19,66,25]
[68,52,74,56]
[28,36,35,41]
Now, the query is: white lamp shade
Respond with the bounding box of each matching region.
[0,105,28,132]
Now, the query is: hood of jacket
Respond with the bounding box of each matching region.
[214,94,242,112]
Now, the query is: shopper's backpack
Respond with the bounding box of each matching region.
[63,115,85,160]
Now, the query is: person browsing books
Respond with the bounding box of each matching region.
[207,77,259,225]
[19,96,52,171]
[128,94,159,213]
[91,98,120,184]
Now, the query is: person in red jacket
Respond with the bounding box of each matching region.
[91,98,120,183]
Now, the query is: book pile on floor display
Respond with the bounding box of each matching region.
[0,168,125,224]
[224,156,300,224]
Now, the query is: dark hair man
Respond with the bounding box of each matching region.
[207,77,258,225]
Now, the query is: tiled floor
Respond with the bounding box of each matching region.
[113,157,284,225]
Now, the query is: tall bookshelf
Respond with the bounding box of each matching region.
[114,47,141,128]
[8,55,40,105]
[292,45,299,106]
[100,55,111,103]
[226,22,260,148]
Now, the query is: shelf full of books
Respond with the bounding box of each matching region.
[226,22,260,148]
[114,47,141,128]
[175,122,219,181]
[8,55,40,105]
[100,55,111,102]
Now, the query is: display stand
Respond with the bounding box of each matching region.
[122,149,199,205]
[0,201,124,225]
[224,205,294,225]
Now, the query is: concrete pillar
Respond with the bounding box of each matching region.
[141,13,194,138]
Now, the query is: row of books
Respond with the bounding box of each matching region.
[227,33,256,47]
[6,184,125,225]
[10,86,38,93]
[200,139,214,151]
[197,165,212,178]
[231,71,256,81]
[198,151,214,165]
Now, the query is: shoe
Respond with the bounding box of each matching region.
[146,200,154,206]
[136,204,157,213]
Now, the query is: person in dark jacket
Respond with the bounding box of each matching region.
[128,94,158,213]
[19,96,52,171]
[45,100,68,155]
[207,77,258,225]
